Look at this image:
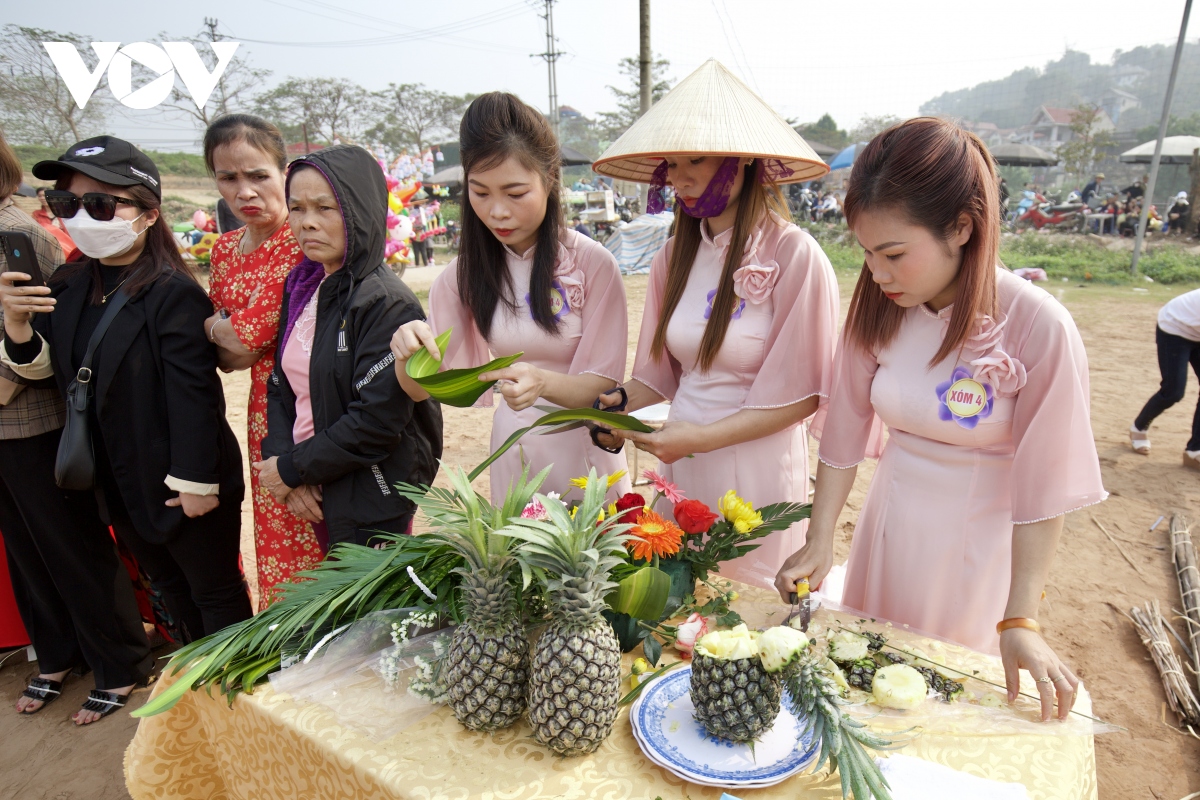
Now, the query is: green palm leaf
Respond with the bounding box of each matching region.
[404,326,524,407]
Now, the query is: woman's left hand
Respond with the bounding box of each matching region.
[611,421,702,464]
[999,627,1079,721]
[478,363,545,411]
[166,493,220,518]
[253,456,291,503]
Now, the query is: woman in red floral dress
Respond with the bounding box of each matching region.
[202,115,323,608]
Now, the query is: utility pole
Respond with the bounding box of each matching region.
[533,0,565,141]
[203,17,220,41]
[1132,0,1192,275]
[639,0,651,117]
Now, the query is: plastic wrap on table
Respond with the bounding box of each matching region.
[715,582,1119,738]
[269,608,454,742]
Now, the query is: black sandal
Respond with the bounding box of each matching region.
[19,677,64,714]
[76,689,131,723]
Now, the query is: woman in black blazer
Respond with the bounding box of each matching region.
[0,138,251,692]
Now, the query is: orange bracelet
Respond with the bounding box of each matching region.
[996,617,1042,635]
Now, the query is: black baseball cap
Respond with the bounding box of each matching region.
[32,136,161,200]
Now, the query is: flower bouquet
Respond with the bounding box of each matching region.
[601,469,811,655]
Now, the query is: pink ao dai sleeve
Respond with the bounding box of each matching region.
[427,263,496,407]
[1007,296,1107,524]
[810,331,888,467]
[630,241,683,400]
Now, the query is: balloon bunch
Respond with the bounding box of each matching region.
[378,158,449,267]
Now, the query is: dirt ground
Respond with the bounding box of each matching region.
[2,266,1200,799]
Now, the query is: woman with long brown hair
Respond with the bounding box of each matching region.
[775,117,1106,722]
[591,60,838,586]
[390,92,629,499]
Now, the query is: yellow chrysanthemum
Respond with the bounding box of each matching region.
[718,490,763,534]
[569,469,628,491]
[569,505,606,522]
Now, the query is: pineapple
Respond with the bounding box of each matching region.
[399,464,550,731]
[508,470,631,756]
[872,664,927,710]
[758,625,898,800]
[691,625,782,743]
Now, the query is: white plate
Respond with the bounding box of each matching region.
[630,666,819,788]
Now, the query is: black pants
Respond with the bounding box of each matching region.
[0,429,151,687]
[413,238,428,266]
[1135,326,1200,451]
[98,462,251,642]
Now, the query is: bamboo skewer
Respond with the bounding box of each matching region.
[1092,514,1146,576]
[1127,600,1200,728]
[1170,515,1200,687]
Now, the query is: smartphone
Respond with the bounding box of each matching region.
[0,231,45,287]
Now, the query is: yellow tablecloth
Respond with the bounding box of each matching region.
[126,598,1099,800]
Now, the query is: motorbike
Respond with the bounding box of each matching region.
[1014,193,1086,232]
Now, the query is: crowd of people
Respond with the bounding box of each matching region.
[0,63,1115,729]
[1010,170,1193,237]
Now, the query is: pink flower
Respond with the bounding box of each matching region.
[641,469,684,503]
[556,270,585,311]
[732,260,780,304]
[674,613,709,658]
[971,351,1027,397]
[959,315,1006,361]
[520,500,549,521]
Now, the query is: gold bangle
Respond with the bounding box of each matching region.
[996,617,1042,635]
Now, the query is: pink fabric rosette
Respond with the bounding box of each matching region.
[732,260,780,304]
[964,316,1027,397]
[553,245,586,310]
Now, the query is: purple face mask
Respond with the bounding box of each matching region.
[646,156,797,216]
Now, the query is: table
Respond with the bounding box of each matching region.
[1084,213,1114,234]
[126,593,1099,800]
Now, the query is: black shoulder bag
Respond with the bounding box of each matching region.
[55,290,130,490]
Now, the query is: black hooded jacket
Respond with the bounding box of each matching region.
[262,145,442,545]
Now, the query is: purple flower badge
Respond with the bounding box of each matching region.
[935,365,993,429]
[526,280,571,322]
[703,289,746,321]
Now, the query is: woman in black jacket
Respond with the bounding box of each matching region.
[0,138,251,694]
[255,145,441,546]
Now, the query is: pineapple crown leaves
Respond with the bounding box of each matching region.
[503,469,634,589]
[396,462,552,576]
[781,654,904,800]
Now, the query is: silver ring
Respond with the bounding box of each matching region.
[1036,677,1054,684]
[1053,676,1069,684]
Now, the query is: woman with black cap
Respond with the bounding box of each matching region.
[253,145,442,546]
[0,132,152,726]
[0,137,252,722]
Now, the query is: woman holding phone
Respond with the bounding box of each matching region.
[0,137,251,691]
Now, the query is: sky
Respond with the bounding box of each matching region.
[8,0,1197,152]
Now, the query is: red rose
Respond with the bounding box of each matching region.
[674,499,718,534]
[615,492,646,525]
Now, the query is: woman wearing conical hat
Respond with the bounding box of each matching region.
[592,59,838,587]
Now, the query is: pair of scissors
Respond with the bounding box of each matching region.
[589,386,628,453]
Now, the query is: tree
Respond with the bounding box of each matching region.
[796,113,849,148]
[158,18,272,129]
[367,84,472,153]
[596,55,672,143]
[256,77,369,151]
[0,25,111,146]
[1057,103,1118,182]
[1134,111,1200,144]
[850,114,902,143]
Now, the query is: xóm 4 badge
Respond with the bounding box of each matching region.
[935,365,993,429]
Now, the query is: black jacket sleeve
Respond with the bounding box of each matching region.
[278,293,423,487]
[156,281,224,484]
[263,354,298,464]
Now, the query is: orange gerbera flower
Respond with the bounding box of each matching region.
[627,509,684,562]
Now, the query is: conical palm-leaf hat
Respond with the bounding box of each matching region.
[593,59,828,185]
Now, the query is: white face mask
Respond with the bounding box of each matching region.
[61,210,147,259]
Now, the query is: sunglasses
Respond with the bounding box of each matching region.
[44,190,143,222]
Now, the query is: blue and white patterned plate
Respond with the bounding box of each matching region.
[631,666,819,787]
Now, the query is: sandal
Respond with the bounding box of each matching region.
[1130,425,1151,455]
[19,677,64,714]
[76,689,131,723]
